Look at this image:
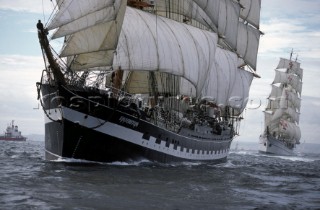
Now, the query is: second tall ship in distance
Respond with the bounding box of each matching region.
[36,0,262,163]
[259,52,303,156]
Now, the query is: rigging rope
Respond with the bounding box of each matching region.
[72,136,83,158]
[37,83,62,123]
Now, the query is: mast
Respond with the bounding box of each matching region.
[128,0,154,9]
[37,20,66,85]
[149,72,158,106]
[287,48,294,74]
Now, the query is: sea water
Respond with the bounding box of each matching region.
[0,140,319,210]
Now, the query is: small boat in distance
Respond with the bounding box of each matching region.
[0,121,27,141]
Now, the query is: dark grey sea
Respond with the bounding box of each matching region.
[1,140,319,210]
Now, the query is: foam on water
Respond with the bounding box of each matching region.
[108,159,151,166]
[273,155,318,162]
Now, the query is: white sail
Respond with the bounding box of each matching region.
[113,7,218,97]
[47,0,116,30]
[264,111,272,129]
[276,57,303,79]
[289,67,303,81]
[282,87,301,110]
[194,0,261,70]
[239,0,261,28]
[286,90,301,110]
[154,0,261,70]
[276,57,300,70]
[228,68,253,112]
[202,48,233,108]
[48,0,261,71]
[51,3,123,39]
[45,0,261,114]
[201,48,253,112]
[273,70,302,94]
[179,77,197,98]
[279,119,301,143]
[268,85,301,112]
[270,86,300,122]
[262,54,303,146]
[272,107,299,123]
[286,107,300,123]
[151,0,215,30]
[237,23,261,70]
[276,57,303,80]
[51,0,127,70]
[269,85,282,99]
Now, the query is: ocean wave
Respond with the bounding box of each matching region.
[271,155,318,162]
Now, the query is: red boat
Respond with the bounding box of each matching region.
[0,121,27,141]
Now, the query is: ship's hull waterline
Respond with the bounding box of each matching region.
[41,84,232,163]
[0,137,26,141]
[259,135,295,156]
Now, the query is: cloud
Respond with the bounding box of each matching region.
[1,54,44,70]
[0,0,53,14]
[0,55,43,97]
[260,0,320,59]
[260,20,320,57]
[261,0,320,18]
[298,96,320,144]
[0,54,45,134]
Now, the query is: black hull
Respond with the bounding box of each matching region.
[40,84,232,163]
[45,120,227,163]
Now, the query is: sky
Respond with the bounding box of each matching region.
[0,0,319,145]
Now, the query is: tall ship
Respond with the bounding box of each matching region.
[0,121,27,141]
[36,0,262,163]
[259,52,303,156]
